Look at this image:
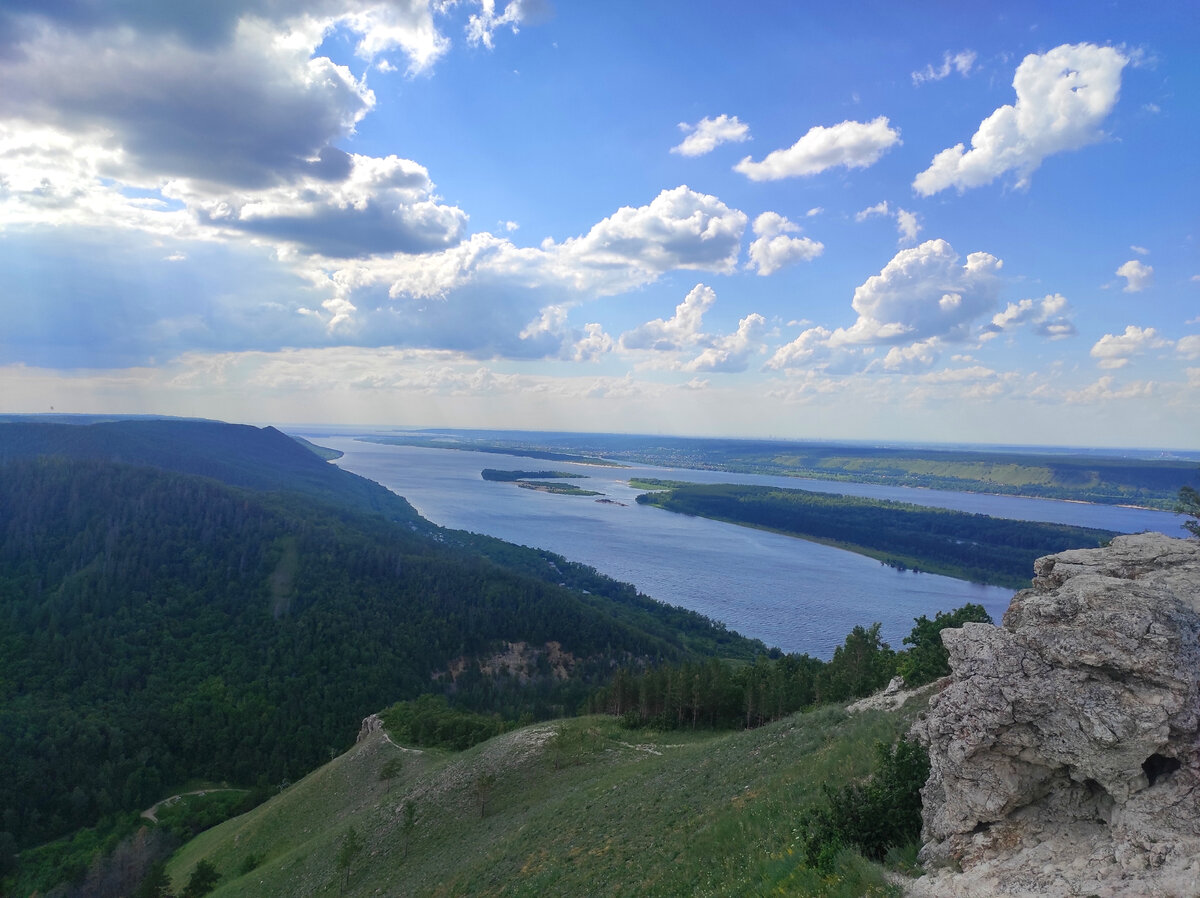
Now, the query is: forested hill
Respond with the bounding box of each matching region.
[0,419,419,523]
[0,422,759,865]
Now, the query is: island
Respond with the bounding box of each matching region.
[636,482,1118,588]
[481,468,603,497]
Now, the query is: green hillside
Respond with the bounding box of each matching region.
[167,705,918,897]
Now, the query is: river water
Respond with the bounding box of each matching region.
[304,435,1184,658]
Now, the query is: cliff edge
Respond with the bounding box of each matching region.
[910,532,1200,898]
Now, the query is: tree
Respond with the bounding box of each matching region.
[401,800,416,860]
[134,860,175,898]
[380,757,404,794]
[897,604,993,687]
[336,826,363,892]
[1178,483,1200,538]
[472,772,497,818]
[180,859,220,898]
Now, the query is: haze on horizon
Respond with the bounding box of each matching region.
[1,2,1197,449]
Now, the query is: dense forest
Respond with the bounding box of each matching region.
[587,604,992,730]
[637,483,1118,587]
[0,421,760,870]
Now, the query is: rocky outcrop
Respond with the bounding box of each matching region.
[357,713,384,742]
[910,532,1200,898]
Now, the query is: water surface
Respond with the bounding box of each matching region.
[310,436,1183,657]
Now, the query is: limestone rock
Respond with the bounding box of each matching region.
[909,532,1200,898]
[357,713,384,742]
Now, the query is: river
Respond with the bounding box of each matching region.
[303,434,1184,658]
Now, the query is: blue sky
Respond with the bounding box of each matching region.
[1,0,1197,447]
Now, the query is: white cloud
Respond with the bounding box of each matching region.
[467,0,552,49]
[683,313,768,373]
[832,239,1003,345]
[1116,259,1154,292]
[552,186,748,282]
[0,15,377,190]
[878,338,941,372]
[620,283,715,351]
[986,293,1076,339]
[1064,376,1154,403]
[895,208,921,245]
[746,212,823,276]
[912,50,977,85]
[765,239,1001,372]
[913,43,1128,195]
[765,327,836,370]
[1175,334,1200,359]
[734,117,900,181]
[806,207,824,217]
[855,201,890,222]
[188,153,467,256]
[619,284,768,373]
[671,115,751,157]
[1090,325,1169,368]
[1130,244,1149,255]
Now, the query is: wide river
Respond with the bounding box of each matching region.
[305,435,1184,658]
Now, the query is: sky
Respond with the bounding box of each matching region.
[1,1,1198,448]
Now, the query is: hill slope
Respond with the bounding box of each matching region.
[168,706,917,897]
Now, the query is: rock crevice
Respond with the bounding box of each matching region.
[910,532,1200,897]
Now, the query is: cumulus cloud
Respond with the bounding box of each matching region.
[1178,335,1200,359]
[620,284,715,351]
[746,212,823,276]
[683,313,768,373]
[189,153,467,256]
[855,201,890,222]
[519,304,612,361]
[734,117,900,181]
[913,43,1128,195]
[1064,376,1154,403]
[0,14,379,190]
[551,186,748,283]
[1116,259,1154,292]
[833,239,1003,345]
[671,115,751,157]
[765,326,836,371]
[1090,325,1169,368]
[1130,244,1149,255]
[985,293,1076,339]
[467,0,553,48]
[895,209,921,245]
[878,338,941,372]
[912,50,977,85]
[854,202,920,245]
[766,239,1001,372]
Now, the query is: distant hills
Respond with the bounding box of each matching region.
[0,418,759,884]
[363,429,1199,509]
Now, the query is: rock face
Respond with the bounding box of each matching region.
[910,533,1200,898]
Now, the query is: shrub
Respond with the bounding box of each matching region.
[799,737,930,868]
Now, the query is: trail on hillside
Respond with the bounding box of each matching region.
[140,788,243,823]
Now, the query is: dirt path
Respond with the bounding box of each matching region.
[140,788,243,823]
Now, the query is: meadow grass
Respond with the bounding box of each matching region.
[168,704,917,897]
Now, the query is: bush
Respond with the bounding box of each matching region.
[799,737,930,868]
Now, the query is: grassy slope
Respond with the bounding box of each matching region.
[168,707,918,897]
